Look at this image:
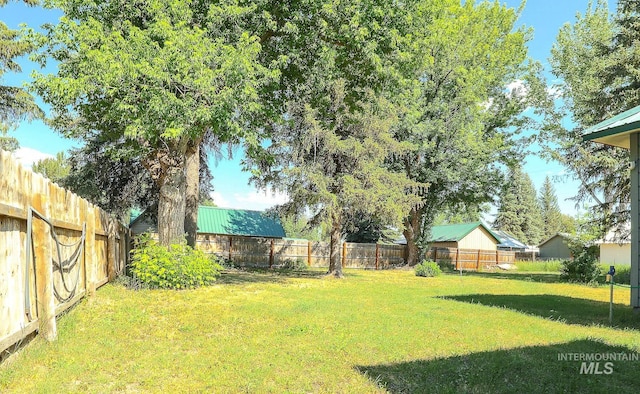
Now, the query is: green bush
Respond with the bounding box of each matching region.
[437,261,455,273]
[131,234,223,289]
[560,244,601,285]
[282,258,308,271]
[415,260,442,277]
[218,257,236,270]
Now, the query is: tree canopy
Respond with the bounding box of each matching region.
[29,0,275,245]
[388,0,543,263]
[546,0,634,239]
[32,151,70,184]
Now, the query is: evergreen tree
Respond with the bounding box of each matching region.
[494,167,543,245]
[0,0,42,137]
[538,176,563,240]
[546,0,640,237]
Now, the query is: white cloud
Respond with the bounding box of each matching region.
[546,84,562,99]
[230,187,289,211]
[12,147,53,168]
[211,191,231,208]
[506,79,528,101]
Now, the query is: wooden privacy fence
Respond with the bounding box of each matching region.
[1,150,129,358]
[426,247,515,270]
[197,235,406,269]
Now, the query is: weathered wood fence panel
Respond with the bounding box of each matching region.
[1,150,129,359]
[426,247,515,270]
[195,235,407,269]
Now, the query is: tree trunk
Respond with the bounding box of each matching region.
[403,208,421,266]
[158,162,186,246]
[185,141,200,248]
[328,211,344,278]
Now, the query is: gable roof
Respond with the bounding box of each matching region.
[582,103,640,149]
[129,206,286,238]
[493,230,528,249]
[429,221,500,243]
[538,233,572,248]
[196,206,285,237]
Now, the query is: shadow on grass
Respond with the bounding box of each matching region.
[356,339,640,394]
[217,268,328,285]
[441,294,640,330]
[456,270,562,283]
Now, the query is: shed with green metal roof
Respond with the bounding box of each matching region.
[130,206,286,238]
[429,222,501,251]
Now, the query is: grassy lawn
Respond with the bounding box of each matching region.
[1,268,640,393]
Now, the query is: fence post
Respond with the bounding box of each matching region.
[85,206,97,297]
[375,243,379,270]
[455,248,459,270]
[33,193,57,341]
[342,242,346,268]
[107,218,117,282]
[307,241,312,267]
[476,249,481,270]
[228,236,232,262]
[269,239,274,268]
[496,250,499,266]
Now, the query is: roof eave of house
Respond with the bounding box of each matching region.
[582,104,640,149]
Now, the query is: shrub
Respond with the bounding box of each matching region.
[282,258,308,271]
[560,244,601,285]
[437,260,455,273]
[130,234,223,289]
[415,260,442,277]
[218,257,236,270]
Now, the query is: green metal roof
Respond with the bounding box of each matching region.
[197,206,285,238]
[582,104,640,149]
[429,221,500,243]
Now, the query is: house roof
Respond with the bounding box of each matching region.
[582,104,640,149]
[429,221,500,243]
[196,206,285,237]
[493,230,528,249]
[129,206,286,238]
[538,233,571,248]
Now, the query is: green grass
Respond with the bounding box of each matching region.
[514,259,563,272]
[2,269,640,393]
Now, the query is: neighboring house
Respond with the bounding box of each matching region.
[429,222,501,251]
[130,206,286,238]
[538,233,572,260]
[493,230,528,252]
[597,228,631,265]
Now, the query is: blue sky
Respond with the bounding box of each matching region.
[1,0,612,216]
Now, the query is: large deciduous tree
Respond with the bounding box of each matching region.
[391,0,542,264]
[29,0,272,246]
